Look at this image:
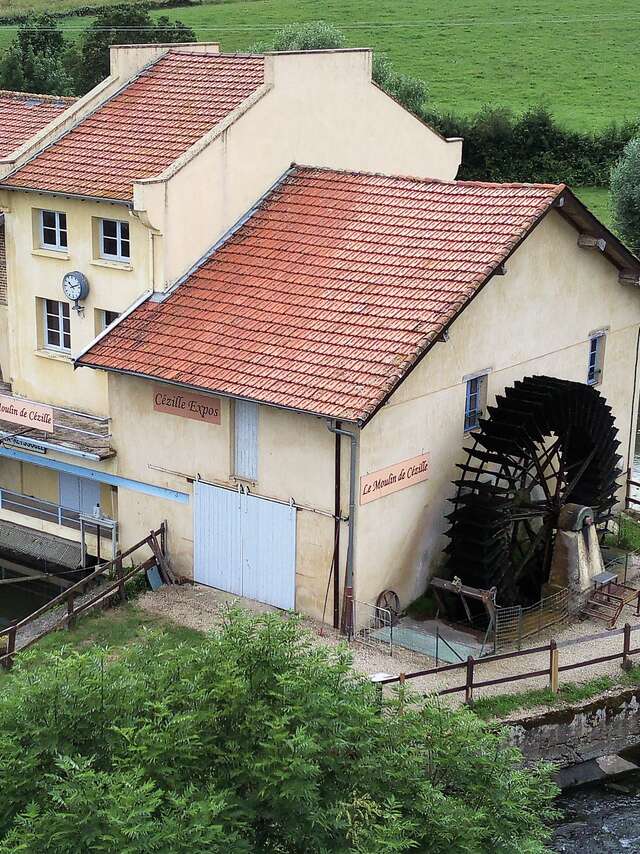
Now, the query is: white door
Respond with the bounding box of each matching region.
[193,481,242,596]
[194,481,296,610]
[59,473,101,514]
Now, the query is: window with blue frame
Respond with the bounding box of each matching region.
[464,374,487,432]
[587,333,605,385]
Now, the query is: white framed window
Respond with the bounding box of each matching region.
[100,218,130,262]
[44,299,71,352]
[464,373,488,432]
[98,309,120,332]
[234,399,258,481]
[587,333,605,385]
[40,210,67,251]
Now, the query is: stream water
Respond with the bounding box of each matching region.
[553,771,640,852]
[0,567,60,630]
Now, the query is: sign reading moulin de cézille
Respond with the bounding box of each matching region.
[360,453,429,505]
[0,394,54,433]
[153,386,221,425]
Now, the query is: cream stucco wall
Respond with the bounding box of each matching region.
[355,210,640,610]
[0,193,151,413]
[106,374,348,618]
[0,48,460,415]
[135,49,461,285]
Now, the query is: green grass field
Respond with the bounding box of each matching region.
[0,1,628,223]
[0,0,636,130]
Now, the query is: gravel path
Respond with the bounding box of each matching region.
[16,583,108,649]
[137,582,640,711]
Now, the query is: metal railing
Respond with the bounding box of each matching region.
[495,587,570,650]
[354,600,394,655]
[0,487,114,539]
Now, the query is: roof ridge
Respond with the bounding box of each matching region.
[169,48,265,58]
[290,163,565,192]
[0,89,76,105]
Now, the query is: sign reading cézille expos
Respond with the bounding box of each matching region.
[360,453,429,505]
[153,385,221,425]
[0,394,54,433]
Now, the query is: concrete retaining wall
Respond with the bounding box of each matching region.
[507,687,640,767]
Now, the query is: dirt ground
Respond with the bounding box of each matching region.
[136,581,640,711]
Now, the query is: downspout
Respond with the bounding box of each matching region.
[326,420,359,637]
[626,325,640,498]
[333,420,341,629]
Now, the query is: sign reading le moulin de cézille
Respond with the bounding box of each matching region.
[153,386,221,425]
[0,394,54,433]
[360,453,429,505]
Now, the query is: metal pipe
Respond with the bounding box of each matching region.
[326,420,359,637]
[333,419,342,629]
[626,324,640,489]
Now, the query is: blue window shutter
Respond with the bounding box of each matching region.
[234,400,258,480]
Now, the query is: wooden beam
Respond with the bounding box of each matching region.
[578,234,606,251]
[619,269,640,286]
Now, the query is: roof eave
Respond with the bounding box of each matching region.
[361,186,640,427]
[75,361,361,425]
[0,184,132,206]
[557,187,640,274]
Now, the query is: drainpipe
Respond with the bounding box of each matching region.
[332,420,341,629]
[326,420,359,637]
[626,325,640,490]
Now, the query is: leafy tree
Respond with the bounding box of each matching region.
[252,20,346,53]
[611,137,640,253]
[75,3,196,93]
[0,14,74,96]
[0,609,558,852]
[251,21,429,117]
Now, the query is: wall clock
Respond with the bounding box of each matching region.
[62,271,89,313]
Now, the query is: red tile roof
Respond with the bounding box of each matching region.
[0,91,74,158]
[3,51,265,201]
[78,167,565,422]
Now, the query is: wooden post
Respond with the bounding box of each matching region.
[622,622,633,671]
[67,591,75,630]
[465,656,475,704]
[398,672,405,715]
[117,554,125,602]
[549,640,559,693]
[160,521,167,557]
[1,622,16,671]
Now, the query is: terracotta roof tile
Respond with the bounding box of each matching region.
[0,90,74,158]
[3,51,264,200]
[78,167,563,421]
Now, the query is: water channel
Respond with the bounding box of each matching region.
[0,567,61,630]
[553,770,640,852]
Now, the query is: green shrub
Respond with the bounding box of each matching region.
[428,105,640,187]
[611,137,640,253]
[0,609,558,852]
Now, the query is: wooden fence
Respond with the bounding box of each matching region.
[375,622,640,704]
[625,472,640,511]
[0,524,171,671]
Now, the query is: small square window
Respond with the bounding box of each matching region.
[40,210,67,251]
[464,374,488,432]
[587,334,605,385]
[100,219,130,262]
[97,309,120,333]
[44,299,71,351]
